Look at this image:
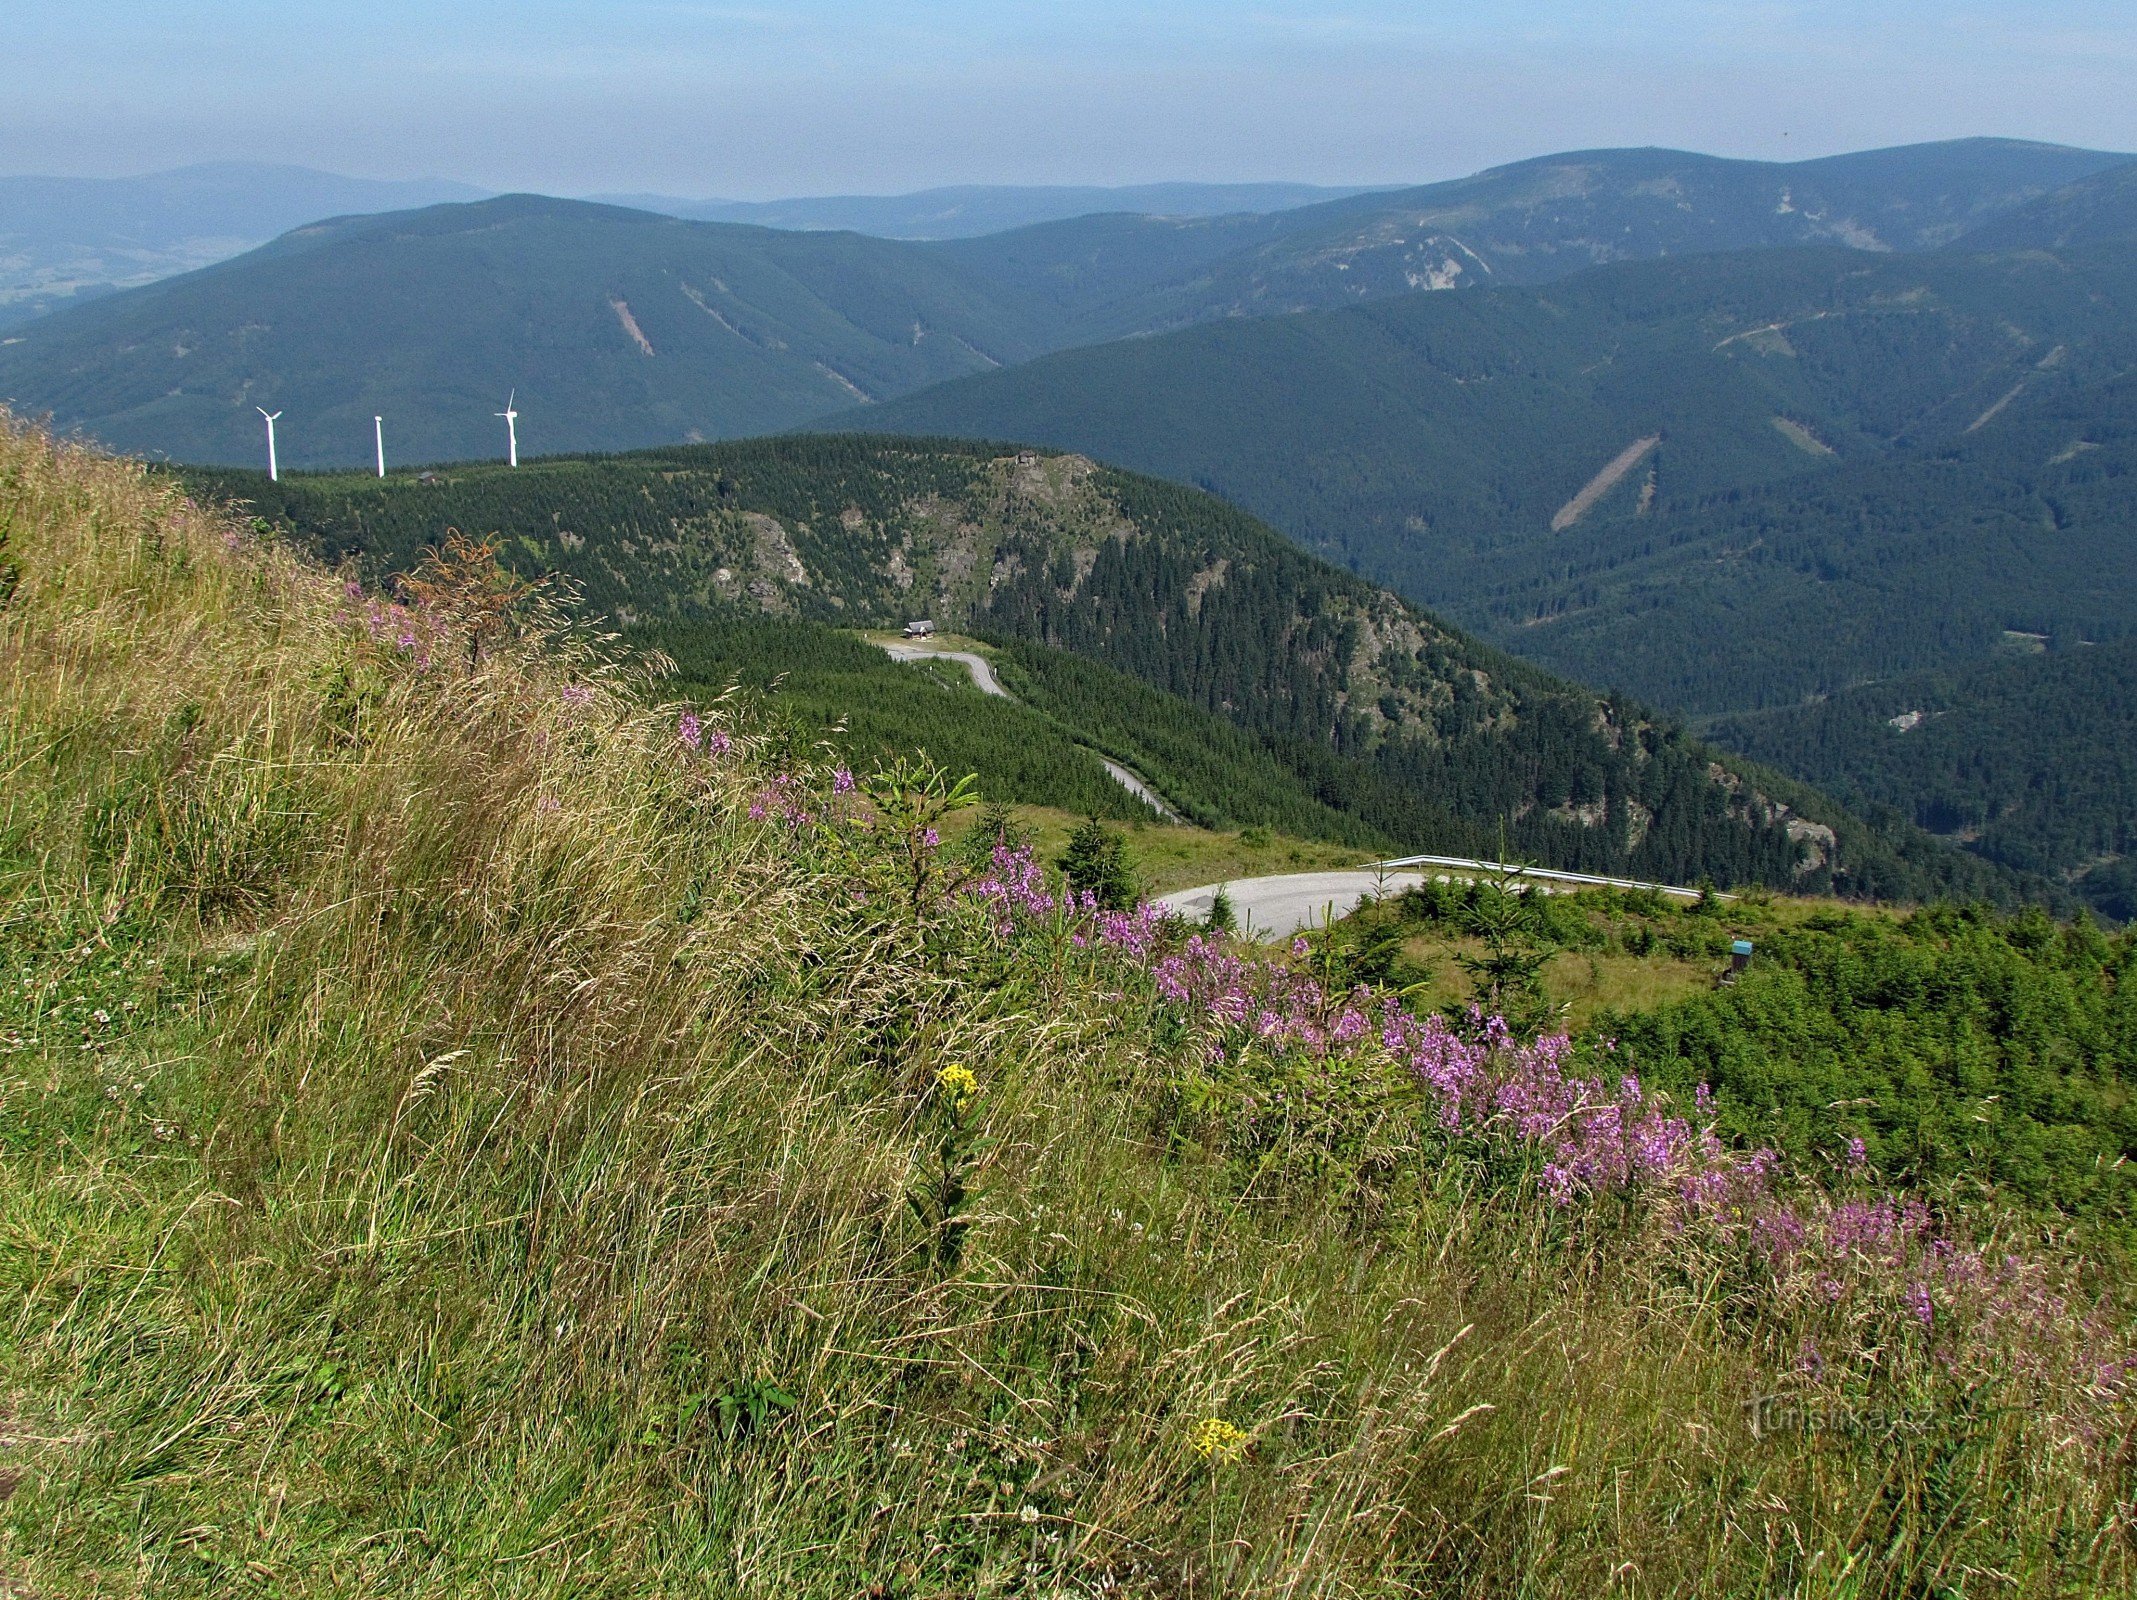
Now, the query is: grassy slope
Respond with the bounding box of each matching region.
[3,423,2130,1595]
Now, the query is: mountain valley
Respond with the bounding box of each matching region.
[179,435,2033,905]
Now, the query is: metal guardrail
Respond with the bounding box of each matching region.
[1365,854,1731,901]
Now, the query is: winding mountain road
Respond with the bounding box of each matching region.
[876,639,1181,821]
[878,640,1721,914]
[882,642,1009,697]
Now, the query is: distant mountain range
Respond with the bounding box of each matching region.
[0,166,1371,330]
[851,224,2137,706]
[593,182,1380,239]
[843,159,2137,912]
[4,139,2125,470]
[8,138,2137,911]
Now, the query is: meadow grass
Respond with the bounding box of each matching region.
[940,806,1372,898]
[0,418,2130,1597]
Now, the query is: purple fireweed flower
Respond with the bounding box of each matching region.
[919,852,2133,1430]
[833,767,854,794]
[1906,1281,1936,1328]
[678,711,704,751]
[747,773,816,828]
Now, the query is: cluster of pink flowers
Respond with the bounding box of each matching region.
[649,768,2126,1401]
[965,842,1060,931]
[1072,908,2122,1382]
[676,710,732,756]
[337,580,448,669]
[961,844,1169,955]
[1746,1193,2086,1354]
[1150,932,1371,1054]
[747,772,814,827]
[1375,1007,1782,1212]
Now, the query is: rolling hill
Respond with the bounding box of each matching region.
[2,139,2125,467]
[9,415,2133,1597]
[174,435,2033,905]
[0,162,486,321]
[0,195,1062,468]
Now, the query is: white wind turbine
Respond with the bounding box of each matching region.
[257,407,282,482]
[496,390,520,468]
[374,415,386,478]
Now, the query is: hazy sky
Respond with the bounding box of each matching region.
[6,2,2134,195]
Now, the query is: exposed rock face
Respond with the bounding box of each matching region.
[1708,763,1838,874]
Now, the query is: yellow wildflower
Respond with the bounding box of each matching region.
[1189,1416,1249,1463]
[935,1063,978,1104]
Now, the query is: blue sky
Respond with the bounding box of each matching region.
[6,2,2134,194]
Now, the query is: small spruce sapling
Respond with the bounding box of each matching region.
[959,799,1031,872]
[1205,885,1237,934]
[1059,815,1138,911]
[1453,862,1559,1039]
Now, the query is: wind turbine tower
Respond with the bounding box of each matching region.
[374,416,386,479]
[257,407,282,482]
[496,390,520,468]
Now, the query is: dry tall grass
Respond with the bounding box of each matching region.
[0,418,2129,1596]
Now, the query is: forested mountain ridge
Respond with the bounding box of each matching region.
[0,196,1052,468]
[1016,138,2132,334]
[176,436,2023,901]
[850,240,2137,668]
[1483,361,2137,713]
[3,139,2124,468]
[1956,158,2137,253]
[1706,639,2137,921]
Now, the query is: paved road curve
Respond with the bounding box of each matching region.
[882,642,1009,697]
[1158,856,1717,940]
